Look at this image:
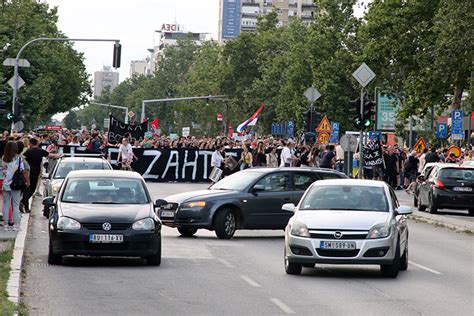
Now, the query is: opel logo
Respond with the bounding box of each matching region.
[334,231,343,239]
[102,222,111,231]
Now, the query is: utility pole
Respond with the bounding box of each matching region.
[90,102,129,123]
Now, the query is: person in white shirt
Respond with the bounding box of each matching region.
[211,145,224,170]
[117,138,137,171]
[280,140,297,167]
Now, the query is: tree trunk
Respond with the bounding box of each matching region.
[450,87,463,109]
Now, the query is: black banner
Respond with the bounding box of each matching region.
[363,140,383,167]
[107,115,148,144]
[52,146,243,182]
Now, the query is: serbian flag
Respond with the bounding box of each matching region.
[236,104,265,133]
[151,118,159,130]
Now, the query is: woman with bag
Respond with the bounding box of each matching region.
[1,141,30,230]
[239,145,253,170]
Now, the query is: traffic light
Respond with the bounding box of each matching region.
[349,98,361,129]
[302,110,311,131]
[112,43,121,68]
[362,100,376,129]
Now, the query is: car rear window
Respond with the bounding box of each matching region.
[54,161,111,179]
[439,168,474,181]
[300,185,388,212]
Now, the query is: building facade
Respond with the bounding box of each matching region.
[130,59,150,77]
[93,66,119,97]
[219,0,316,42]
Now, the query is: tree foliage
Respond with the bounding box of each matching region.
[0,0,91,129]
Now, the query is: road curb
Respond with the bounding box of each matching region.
[408,213,473,235]
[6,202,32,304]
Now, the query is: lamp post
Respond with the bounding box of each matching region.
[89,102,129,123]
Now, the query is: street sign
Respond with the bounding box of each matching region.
[3,58,30,67]
[304,87,321,103]
[217,112,223,121]
[7,76,25,89]
[447,145,461,158]
[376,94,400,130]
[451,109,463,137]
[368,131,382,141]
[316,115,333,133]
[329,122,339,143]
[104,118,110,129]
[414,137,427,153]
[317,133,330,145]
[436,123,447,139]
[182,127,190,137]
[128,111,135,118]
[340,134,358,152]
[287,121,294,138]
[352,62,376,87]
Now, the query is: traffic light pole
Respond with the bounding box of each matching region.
[358,88,364,179]
[11,37,120,131]
[89,102,129,123]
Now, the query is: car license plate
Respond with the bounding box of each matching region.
[160,211,175,218]
[89,234,123,243]
[319,241,356,250]
[453,187,472,192]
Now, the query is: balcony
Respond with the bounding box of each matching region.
[242,0,260,6]
[242,11,260,17]
[301,0,315,7]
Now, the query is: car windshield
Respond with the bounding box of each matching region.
[210,171,263,191]
[61,177,149,204]
[439,168,474,181]
[300,185,389,212]
[54,161,110,179]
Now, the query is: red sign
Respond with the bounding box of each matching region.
[44,125,62,131]
[161,23,179,32]
[217,113,223,121]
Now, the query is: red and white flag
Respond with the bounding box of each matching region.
[236,103,265,133]
[151,118,159,130]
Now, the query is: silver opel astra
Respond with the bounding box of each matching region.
[283,179,411,278]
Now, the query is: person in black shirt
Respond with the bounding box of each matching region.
[383,147,399,188]
[320,144,336,169]
[22,138,61,212]
[425,148,440,164]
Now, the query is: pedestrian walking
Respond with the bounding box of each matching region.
[117,138,137,171]
[266,146,278,167]
[239,145,253,170]
[320,144,336,169]
[1,141,30,230]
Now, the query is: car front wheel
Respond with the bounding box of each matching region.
[177,227,198,237]
[48,241,62,265]
[380,242,400,278]
[214,209,236,239]
[146,243,161,266]
[400,241,408,271]
[284,250,302,275]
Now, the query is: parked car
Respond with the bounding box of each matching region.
[43,170,163,266]
[42,155,112,217]
[415,165,474,216]
[160,167,348,239]
[283,179,411,277]
[413,163,451,201]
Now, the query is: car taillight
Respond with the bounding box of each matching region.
[433,179,444,190]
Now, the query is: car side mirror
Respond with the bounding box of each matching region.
[251,184,265,194]
[395,205,412,215]
[42,196,55,207]
[154,199,168,208]
[281,203,296,213]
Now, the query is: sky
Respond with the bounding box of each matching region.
[45,0,220,82]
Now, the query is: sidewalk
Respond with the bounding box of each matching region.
[395,190,474,233]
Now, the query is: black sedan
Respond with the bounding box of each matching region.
[415,165,474,216]
[43,170,163,265]
[160,167,347,239]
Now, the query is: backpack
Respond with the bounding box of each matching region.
[10,157,27,191]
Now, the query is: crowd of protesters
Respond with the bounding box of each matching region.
[1,127,473,229]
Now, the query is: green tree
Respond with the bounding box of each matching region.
[0,0,91,128]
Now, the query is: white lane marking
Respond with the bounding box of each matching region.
[409,261,442,275]
[270,298,295,314]
[240,275,261,287]
[218,258,235,268]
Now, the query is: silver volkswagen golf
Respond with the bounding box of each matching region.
[283,179,411,278]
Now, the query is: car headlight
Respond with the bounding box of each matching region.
[181,201,206,209]
[57,217,81,230]
[367,223,391,239]
[52,184,61,195]
[132,218,155,230]
[289,221,310,238]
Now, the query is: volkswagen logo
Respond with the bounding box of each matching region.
[334,231,343,239]
[102,222,111,231]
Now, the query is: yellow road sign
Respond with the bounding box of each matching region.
[317,133,330,144]
[414,137,427,153]
[316,115,333,133]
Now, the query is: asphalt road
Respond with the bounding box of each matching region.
[22,183,473,315]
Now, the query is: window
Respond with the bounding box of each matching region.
[439,168,474,181]
[389,187,399,209]
[254,173,290,192]
[318,172,345,180]
[293,172,318,191]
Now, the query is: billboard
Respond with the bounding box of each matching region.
[221,0,241,40]
[376,93,401,131]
